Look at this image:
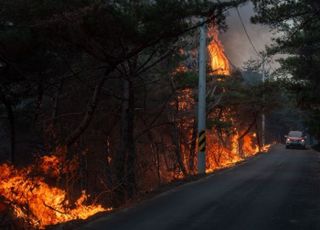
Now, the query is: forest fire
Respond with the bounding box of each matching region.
[204,128,262,174]
[0,17,271,230]
[0,156,110,229]
[0,0,303,228]
[168,24,270,178]
[208,26,230,75]
[194,26,267,174]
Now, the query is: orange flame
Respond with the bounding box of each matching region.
[208,26,230,75]
[243,134,260,157]
[205,128,261,173]
[261,144,271,152]
[0,159,110,228]
[40,155,61,177]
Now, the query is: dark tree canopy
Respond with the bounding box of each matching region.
[251,0,320,137]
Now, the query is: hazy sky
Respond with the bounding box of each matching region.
[219,2,274,69]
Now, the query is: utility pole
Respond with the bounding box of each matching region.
[198,19,206,174]
[261,58,266,147]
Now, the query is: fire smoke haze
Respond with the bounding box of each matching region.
[220,2,273,68]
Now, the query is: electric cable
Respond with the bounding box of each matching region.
[236,7,278,75]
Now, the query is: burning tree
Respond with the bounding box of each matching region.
[168,25,273,175]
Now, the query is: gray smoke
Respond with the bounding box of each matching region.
[219,2,273,68]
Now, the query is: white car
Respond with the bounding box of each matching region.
[285,131,307,149]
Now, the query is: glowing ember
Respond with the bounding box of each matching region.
[177,88,194,110]
[208,26,230,75]
[40,155,61,177]
[174,65,188,74]
[231,131,240,156]
[261,144,271,152]
[0,162,110,229]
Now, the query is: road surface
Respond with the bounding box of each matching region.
[82,145,320,230]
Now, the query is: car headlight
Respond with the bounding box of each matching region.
[286,138,290,142]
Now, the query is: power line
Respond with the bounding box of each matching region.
[235,7,269,146]
[236,7,261,58]
[236,7,278,75]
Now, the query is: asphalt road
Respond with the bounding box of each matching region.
[82,144,320,230]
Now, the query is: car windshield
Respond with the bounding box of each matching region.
[288,131,303,137]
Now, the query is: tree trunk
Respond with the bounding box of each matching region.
[147,131,162,186]
[114,73,136,203]
[189,119,197,174]
[52,79,64,125]
[238,115,257,141]
[7,104,15,164]
[171,123,188,177]
[34,74,44,122]
[114,79,129,204]
[255,122,261,152]
[65,76,107,147]
[125,79,136,198]
[155,145,161,185]
[65,66,115,147]
[0,90,15,164]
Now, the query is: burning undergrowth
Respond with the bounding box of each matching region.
[0,149,110,229]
